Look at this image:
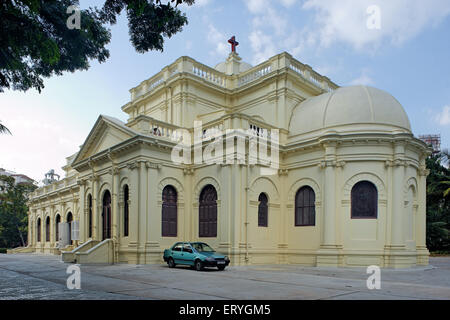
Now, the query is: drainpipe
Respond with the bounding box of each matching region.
[244,163,250,263]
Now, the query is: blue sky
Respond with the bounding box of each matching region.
[0,0,449,182]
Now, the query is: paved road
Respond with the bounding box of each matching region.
[0,253,449,300]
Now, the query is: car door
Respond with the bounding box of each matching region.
[182,243,196,266]
[171,243,183,264]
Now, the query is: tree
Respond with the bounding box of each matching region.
[426,153,450,252]
[0,0,194,93]
[0,121,11,134]
[0,175,37,248]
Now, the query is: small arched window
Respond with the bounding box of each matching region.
[55,215,61,242]
[199,185,217,237]
[45,216,50,242]
[124,185,129,237]
[67,212,73,244]
[162,185,177,237]
[258,193,268,227]
[351,181,378,219]
[295,186,316,226]
[37,218,41,242]
[88,194,92,238]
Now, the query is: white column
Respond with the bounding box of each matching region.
[78,180,86,243]
[391,143,406,248]
[128,162,139,248]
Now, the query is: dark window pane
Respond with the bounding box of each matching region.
[295,186,316,226]
[351,181,378,219]
[258,193,268,227]
[199,185,217,237]
[162,185,177,237]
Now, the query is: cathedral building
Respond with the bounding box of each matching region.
[26,45,431,268]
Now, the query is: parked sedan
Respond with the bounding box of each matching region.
[163,242,230,271]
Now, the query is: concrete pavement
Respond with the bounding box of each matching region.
[0,253,449,300]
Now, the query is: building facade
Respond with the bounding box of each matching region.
[27,51,430,267]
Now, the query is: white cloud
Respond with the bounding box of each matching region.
[302,0,450,50]
[246,0,270,14]
[349,69,375,86]
[207,24,229,57]
[279,0,297,7]
[435,105,450,126]
[0,94,85,182]
[249,30,278,65]
[195,0,211,7]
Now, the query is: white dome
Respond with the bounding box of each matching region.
[288,86,411,139]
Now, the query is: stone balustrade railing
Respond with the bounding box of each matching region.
[288,59,336,92]
[129,53,339,101]
[30,175,78,199]
[238,62,272,87]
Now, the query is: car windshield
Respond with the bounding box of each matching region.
[192,243,215,252]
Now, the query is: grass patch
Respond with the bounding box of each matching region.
[0,248,7,254]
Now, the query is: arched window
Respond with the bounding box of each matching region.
[295,186,316,226]
[67,212,73,244]
[55,215,61,242]
[37,218,41,242]
[124,185,129,237]
[351,181,378,219]
[88,194,92,238]
[45,216,50,242]
[199,185,217,237]
[162,185,177,237]
[258,193,268,227]
[102,191,112,240]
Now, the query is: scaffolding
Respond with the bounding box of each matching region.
[418,134,441,154]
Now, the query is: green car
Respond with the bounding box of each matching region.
[163,242,230,271]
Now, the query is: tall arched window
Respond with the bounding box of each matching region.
[37,218,41,242]
[199,185,217,237]
[162,185,177,237]
[55,215,61,242]
[351,181,378,219]
[45,216,50,242]
[124,185,129,237]
[102,191,112,240]
[88,194,92,238]
[258,193,268,227]
[295,186,316,226]
[67,212,73,244]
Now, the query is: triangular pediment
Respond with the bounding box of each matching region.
[72,115,138,164]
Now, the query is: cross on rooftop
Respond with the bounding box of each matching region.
[228,36,239,53]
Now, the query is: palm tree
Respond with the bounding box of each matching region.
[0,121,11,134]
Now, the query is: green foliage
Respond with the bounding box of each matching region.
[0,0,111,93]
[0,175,37,248]
[0,0,194,93]
[99,0,194,52]
[426,153,450,252]
[0,121,11,134]
[0,248,7,254]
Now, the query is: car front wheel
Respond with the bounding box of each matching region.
[168,258,176,268]
[218,265,226,271]
[195,260,203,271]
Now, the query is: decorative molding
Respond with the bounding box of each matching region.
[318,160,345,169]
[127,161,138,171]
[146,161,161,169]
[278,169,289,176]
[418,166,430,177]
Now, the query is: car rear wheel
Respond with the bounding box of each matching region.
[168,258,175,268]
[218,265,226,271]
[195,260,203,271]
